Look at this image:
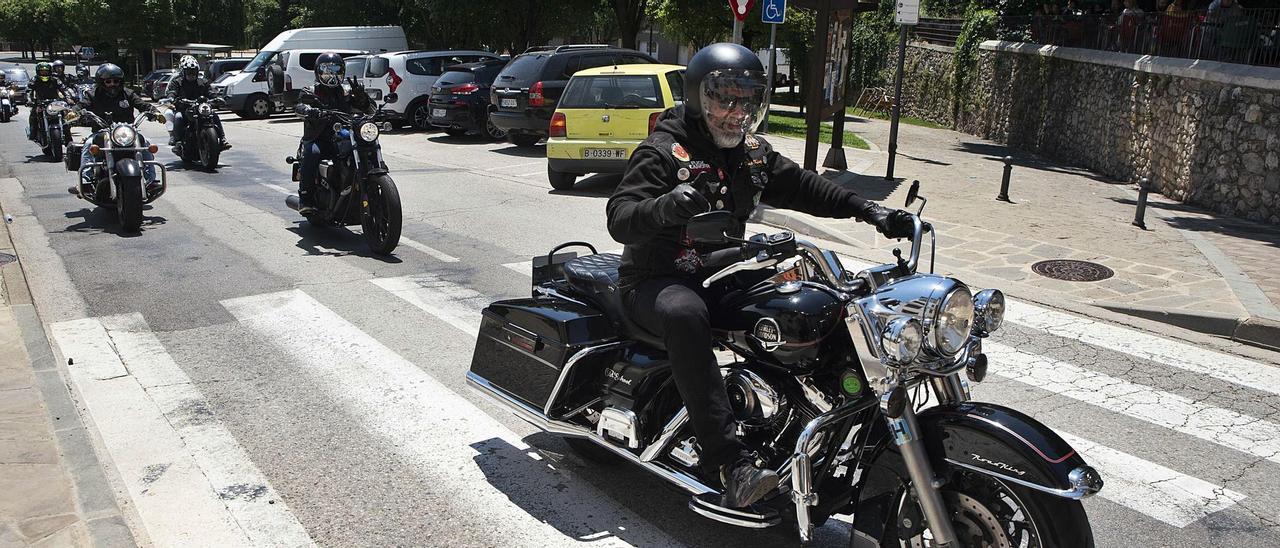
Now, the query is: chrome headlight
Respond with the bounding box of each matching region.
[357,121,380,142]
[47,100,67,113]
[934,286,974,355]
[110,125,137,147]
[198,103,212,115]
[881,317,923,364]
[972,289,1005,337]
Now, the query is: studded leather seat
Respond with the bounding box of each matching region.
[561,253,665,349]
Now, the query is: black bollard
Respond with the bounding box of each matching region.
[997,156,1013,202]
[1133,177,1150,229]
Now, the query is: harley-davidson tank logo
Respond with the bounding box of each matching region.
[970,453,1027,476]
[753,317,784,351]
[671,143,691,162]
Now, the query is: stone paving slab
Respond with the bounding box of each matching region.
[759,110,1279,349]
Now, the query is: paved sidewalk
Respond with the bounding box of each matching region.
[758,108,1280,350]
[0,199,136,547]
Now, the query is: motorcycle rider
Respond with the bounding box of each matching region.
[166,55,230,150]
[293,51,374,215]
[606,43,915,510]
[75,63,90,84]
[51,60,71,89]
[27,62,65,142]
[72,63,165,194]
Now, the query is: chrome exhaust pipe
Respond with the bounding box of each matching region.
[466,371,716,496]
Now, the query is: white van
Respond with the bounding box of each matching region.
[271,49,366,107]
[213,26,407,119]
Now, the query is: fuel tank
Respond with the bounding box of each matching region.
[717,281,847,371]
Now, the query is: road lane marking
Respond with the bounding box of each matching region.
[987,342,1280,466]
[1055,432,1244,527]
[370,274,485,334]
[257,183,459,262]
[1003,301,1280,398]
[51,315,314,547]
[222,289,679,547]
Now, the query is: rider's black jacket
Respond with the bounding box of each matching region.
[294,85,373,142]
[607,106,883,291]
[78,87,150,129]
[28,78,62,102]
[166,77,212,104]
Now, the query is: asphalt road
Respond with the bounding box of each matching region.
[1,108,1278,548]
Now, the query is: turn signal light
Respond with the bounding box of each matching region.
[549,112,566,138]
[88,144,100,155]
[147,144,159,154]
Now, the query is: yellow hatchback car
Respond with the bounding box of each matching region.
[546,64,685,190]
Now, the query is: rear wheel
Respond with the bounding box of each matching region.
[410,102,432,131]
[884,470,1093,548]
[361,174,402,256]
[510,133,541,148]
[548,166,576,191]
[199,127,220,171]
[483,114,507,140]
[116,176,144,233]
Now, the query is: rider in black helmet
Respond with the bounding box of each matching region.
[607,43,915,510]
[166,54,230,150]
[27,62,64,143]
[73,63,164,194]
[292,51,374,214]
[51,60,70,89]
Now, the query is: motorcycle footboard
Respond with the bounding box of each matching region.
[469,298,617,413]
[143,161,168,203]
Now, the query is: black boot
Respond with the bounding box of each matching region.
[719,459,780,509]
[220,138,232,150]
[298,190,317,215]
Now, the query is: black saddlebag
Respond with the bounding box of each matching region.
[470,297,617,410]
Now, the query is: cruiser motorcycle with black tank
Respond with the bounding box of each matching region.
[159,95,225,171]
[467,182,1102,547]
[284,93,402,256]
[0,86,15,123]
[64,109,168,233]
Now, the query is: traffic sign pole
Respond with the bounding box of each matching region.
[760,0,785,134]
[887,0,919,180]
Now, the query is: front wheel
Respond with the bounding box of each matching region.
[47,136,62,162]
[885,470,1093,548]
[116,176,144,233]
[361,174,402,256]
[239,94,271,119]
[199,127,220,171]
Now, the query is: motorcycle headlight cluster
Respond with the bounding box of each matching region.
[972,289,1005,337]
[357,121,380,142]
[111,125,137,147]
[47,100,67,113]
[935,287,975,356]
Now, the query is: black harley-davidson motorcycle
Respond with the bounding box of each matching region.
[284,94,402,256]
[161,96,225,171]
[65,109,167,233]
[467,182,1102,547]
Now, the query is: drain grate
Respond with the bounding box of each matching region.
[1031,259,1114,282]
[0,253,14,267]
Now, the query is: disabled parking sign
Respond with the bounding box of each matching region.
[762,0,786,24]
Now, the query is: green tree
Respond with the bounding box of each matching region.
[610,0,650,49]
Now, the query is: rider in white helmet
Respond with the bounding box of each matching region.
[166,55,229,150]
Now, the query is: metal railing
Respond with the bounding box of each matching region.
[1002,8,1280,67]
[915,18,965,47]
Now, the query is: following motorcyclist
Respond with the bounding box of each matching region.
[606,43,916,510]
[27,62,65,143]
[166,55,230,150]
[75,63,90,84]
[51,60,71,89]
[292,51,374,215]
[72,63,165,194]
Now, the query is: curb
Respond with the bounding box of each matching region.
[755,207,1280,353]
[0,191,140,548]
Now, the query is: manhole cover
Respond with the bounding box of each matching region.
[0,253,14,267]
[1031,259,1114,282]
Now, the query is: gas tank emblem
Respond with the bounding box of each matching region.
[752,317,785,352]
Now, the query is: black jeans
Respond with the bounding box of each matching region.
[626,276,745,471]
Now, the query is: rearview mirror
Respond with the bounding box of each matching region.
[384,92,398,104]
[368,57,389,78]
[905,180,920,208]
[686,211,733,244]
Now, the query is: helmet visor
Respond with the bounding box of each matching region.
[699,69,768,147]
[317,61,344,86]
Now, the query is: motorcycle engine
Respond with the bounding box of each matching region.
[724,368,788,430]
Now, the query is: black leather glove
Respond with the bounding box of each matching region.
[865,205,915,239]
[655,183,710,227]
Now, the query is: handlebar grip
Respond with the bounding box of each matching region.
[701,246,745,270]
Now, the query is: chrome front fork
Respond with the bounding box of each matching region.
[882,389,958,547]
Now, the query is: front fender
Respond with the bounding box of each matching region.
[114,157,143,179]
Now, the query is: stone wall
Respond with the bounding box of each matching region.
[889,43,958,128]
[954,42,1280,225]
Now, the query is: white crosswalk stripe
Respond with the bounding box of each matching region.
[51,314,314,548]
[221,289,682,547]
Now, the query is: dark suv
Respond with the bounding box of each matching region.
[490,45,658,147]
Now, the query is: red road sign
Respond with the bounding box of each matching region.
[728,0,756,21]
